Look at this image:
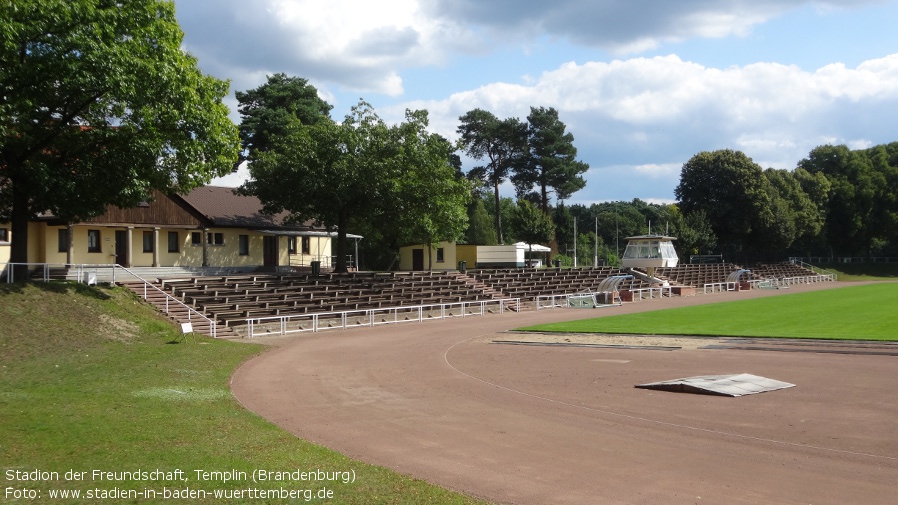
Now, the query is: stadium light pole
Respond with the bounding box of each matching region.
[615,203,619,265]
[594,216,598,267]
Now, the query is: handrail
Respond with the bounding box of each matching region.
[243,298,519,338]
[789,259,839,281]
[3,263,216,338]
[112,265,217,338]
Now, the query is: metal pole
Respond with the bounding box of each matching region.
[594,216,598,267]
[573,219,577,268]
[615,204,619,264]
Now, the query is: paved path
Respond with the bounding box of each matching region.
[232,282,898,505]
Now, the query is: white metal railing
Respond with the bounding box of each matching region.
[287,254,355,270]
[243,298,519,338]
[3,262,217,338]
[704,282,737,293]
[706,274,834,294]
[536,291,621,310]
[789,259,839,281]
[4,262,118,284]
[536,293,574,310]
[790,256,898,264]
[779,274,835,285]
[627,286,671,300]
[113,265,217,338]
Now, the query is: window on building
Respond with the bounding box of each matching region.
[87,230,101,253]
[207,232,224,245]
[168,231,180,253]
[436,247,445,262]
[238,235,249,255]
[191,232,202,246]
[0,228,8,242]
[302,236,311,254]
[287,237,297,254]
[57,229,68,252]
[143,231,154,253]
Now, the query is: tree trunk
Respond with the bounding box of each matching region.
[493,182,503,244]
[9,181,31,281]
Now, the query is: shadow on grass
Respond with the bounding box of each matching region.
[0,280,111,300]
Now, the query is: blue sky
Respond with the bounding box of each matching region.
[175,0,898,205]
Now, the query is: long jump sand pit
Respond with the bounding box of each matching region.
[232,282,898,505]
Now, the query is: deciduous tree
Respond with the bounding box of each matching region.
[510,199,555,263]
[391,110,471,268]
[675,149,774,257]
[0,0,239,269]
[464,198,498,245]
[242,101,468,273]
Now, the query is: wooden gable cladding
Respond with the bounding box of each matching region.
[86,189,207,227]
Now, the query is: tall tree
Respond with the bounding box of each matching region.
[513,107,589,214]
[0,0,240,270]
[456,109,528,244]
[235,73,332,163]
[675,149,774,257]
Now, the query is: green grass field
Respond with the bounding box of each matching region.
[517,283,898,340]
[0,282,489,504]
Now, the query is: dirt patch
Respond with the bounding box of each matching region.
[488,332,722,349]
[98,314,139,342]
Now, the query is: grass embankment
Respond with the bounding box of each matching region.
[0,282,489,504]
[813,262,898,281]
[518,283,898,340]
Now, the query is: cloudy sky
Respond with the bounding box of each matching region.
[174,0,898,205]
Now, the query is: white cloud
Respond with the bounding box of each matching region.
[632,163,682,178]
[176,0,474,97]
[413,51,898,141]
[181,0,897,202]
[426,0,884,54]
[175,0,886,100]
[393,52,898,202]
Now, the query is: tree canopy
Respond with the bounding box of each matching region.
[241,98,468,272]
[509,199,555,261]
[513,106,589,214]
[235,73,332,163]
[456,109,528,244]
[0,0,240,264]
[674,149,774,256]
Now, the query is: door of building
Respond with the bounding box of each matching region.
[412,248,424,271]
[263,236,278,267]
[114,230,128,266]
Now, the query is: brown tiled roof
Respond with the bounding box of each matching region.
[179,186,317,229]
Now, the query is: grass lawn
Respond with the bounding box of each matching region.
[0,282,490,504]
[517,283,898,340]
